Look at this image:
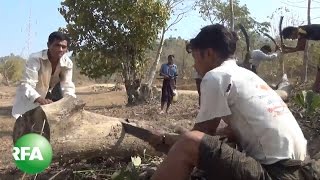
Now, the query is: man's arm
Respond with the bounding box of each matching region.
[192,119,221,135]
[19,56,53,105]
[19,56,41,103]
[60,56,76,97]
[282,38,307,53]
[254,50,278,61]
[194,73,233,134]
[159,64,169,78]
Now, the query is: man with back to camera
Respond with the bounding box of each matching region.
[150,24,320,180]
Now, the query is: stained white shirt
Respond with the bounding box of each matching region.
[196,59,307,165]
[12,50,76,119]
[250,50,278,68]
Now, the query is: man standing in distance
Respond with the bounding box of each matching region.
[159,55,178,114]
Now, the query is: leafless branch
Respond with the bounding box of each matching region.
[280,0,320,8]
[170,0,185,9]
[166,8,191,31]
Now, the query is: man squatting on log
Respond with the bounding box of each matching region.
[159,55,178,114]
[150,24,320,180]
[12,31,76,119]
[282,24,320,93]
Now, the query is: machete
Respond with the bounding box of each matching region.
[263,33,282,52]
[120,119,179,154]
[239,24,250,53]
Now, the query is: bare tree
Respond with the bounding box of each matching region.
[0,58,14,86]
[301,0,311,82]
[145,0,192,89]
[230,0,234,31]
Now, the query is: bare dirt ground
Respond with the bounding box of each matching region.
[0,81,319,179]
[0,83,199,179]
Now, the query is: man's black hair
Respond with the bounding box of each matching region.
[282,26,298,39]
[260,45,272,53]
[189,24,238,60]
[168,54,175,59]
[48,31,70,45]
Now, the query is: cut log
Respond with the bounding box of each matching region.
[12,96,175,163]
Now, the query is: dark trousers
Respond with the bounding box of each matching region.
[45,82,63,102]
[161,79,175,103]
[198,135,320,180]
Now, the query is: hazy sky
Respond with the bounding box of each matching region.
[1,0,320,58]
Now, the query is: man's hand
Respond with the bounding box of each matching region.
[147,133,171,153]
[34,97,53,105]
[147,132,180,153]
[216,126,236,142]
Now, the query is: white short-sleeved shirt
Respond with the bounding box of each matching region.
[196,59,307,165]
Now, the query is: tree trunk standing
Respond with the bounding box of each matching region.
[121,46,144,105]
[302,43,309,83]
[278,53,285,78]
[181,46,187,79]
[3,70,10,86]
[229,0,234,31]
[1,60,12,86]
[122,64,141,105]
[301,0,311,83]
[146,27,166,89]
[124,80,140,104]
[143,0,190,97]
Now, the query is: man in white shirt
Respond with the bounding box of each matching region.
[250,45,279,74]
[151,24,319,180]
[12,31,76,119]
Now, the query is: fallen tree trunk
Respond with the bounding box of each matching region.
[12,96,180,163]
